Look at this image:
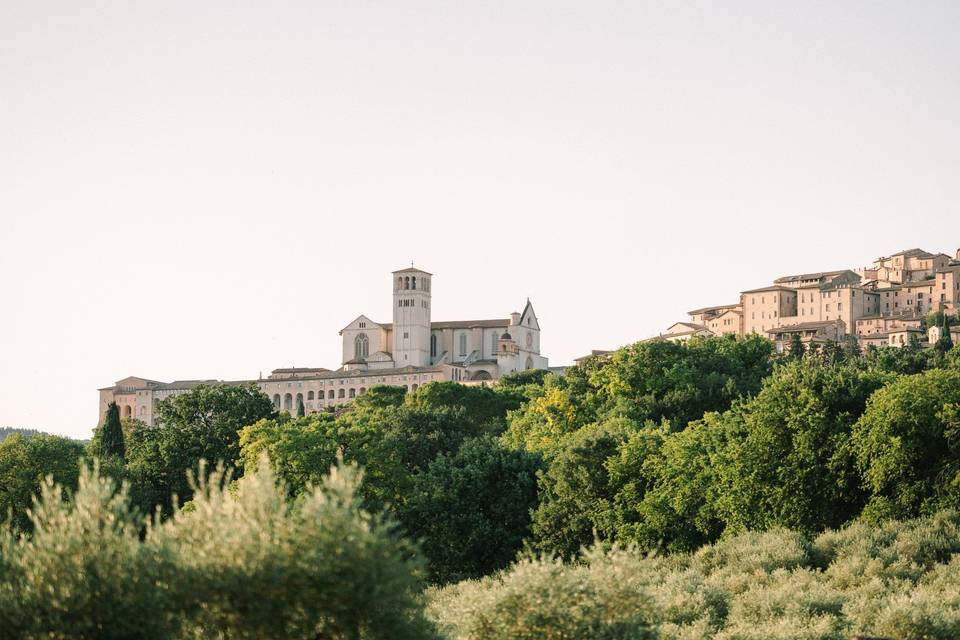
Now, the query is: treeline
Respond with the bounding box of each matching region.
[2,331,960,637]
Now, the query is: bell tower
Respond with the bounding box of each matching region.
[392,267,432,367]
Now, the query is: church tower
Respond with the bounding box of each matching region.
[392,267,432,367]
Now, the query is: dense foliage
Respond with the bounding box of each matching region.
[431,511,960,639]
[6,333,960,636]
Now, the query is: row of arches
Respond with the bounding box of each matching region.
[398,276,429,291]
[271,384,422,411]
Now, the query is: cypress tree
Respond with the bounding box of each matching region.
[788,334,805,359]
[100,401,126,460]
[297,396,306,417]
[938,314,955,353]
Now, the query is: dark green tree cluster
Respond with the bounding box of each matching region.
[238,380,541,582]
[506,335,960,559]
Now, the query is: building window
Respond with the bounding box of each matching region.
[411,277,417,290]
[307,391,314,400]
[328,390,335,399]
[430,334,437,358]
[338,389,345,399]
[355,333,369,360]
[349,388,356,398]
[459,334,467,357]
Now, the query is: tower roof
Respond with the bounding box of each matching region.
[392,267,432,275]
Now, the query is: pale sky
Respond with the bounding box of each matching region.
[2,1,959,438]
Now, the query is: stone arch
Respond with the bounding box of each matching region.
[272,394,281,409]
[328,389,335,399]
[470,370,492,381]
[338,388,345,399]
[123,405,132,418]
[284,393,293,412]
[525,355,534,369]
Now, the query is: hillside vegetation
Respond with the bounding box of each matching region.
[2,332,960,638]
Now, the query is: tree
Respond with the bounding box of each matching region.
[936,314,955,354]
[1,460,440,639]
[402,436,542,583]
[238,413,339,495]
[125,383,276,517]
[99,401,126,460]
[852,369,960,520]
[586,335,774,430]
[530,418,638,559]
[406,381,525,434]
[613,414,728,552]
[296,395,306,417]
[787,334,805,359]
[714,359,890,534]
[0,433,84,533]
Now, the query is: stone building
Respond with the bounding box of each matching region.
[98,266,548,425]
[664,247,960,351]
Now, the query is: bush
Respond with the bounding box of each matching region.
[429,546,658,640]
[0,459,438,639]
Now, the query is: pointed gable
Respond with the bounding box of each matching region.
[339,314,382,334]
[519,300,541,331]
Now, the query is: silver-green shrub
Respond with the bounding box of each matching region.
[428,546,658,639]
[0,460,437,640]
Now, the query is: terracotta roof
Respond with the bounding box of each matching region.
[773,270,848,284]
[766,320,842,335]
[687,303,740,316]
[741,285,796,295]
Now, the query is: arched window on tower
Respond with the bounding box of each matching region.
[411,277,416,290]
[430,334,437,358]
[355,333,369,360]
[398,277,403,289]
[404,276,410,290]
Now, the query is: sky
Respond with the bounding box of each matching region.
[2,1,959,438]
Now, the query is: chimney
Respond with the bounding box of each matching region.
[510,312,521,326]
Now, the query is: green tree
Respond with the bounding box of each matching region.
[609,414,728,552]
[1,460,439,639]
[936,314,955,354]
[585,335,774,429]
[530,418,637,559]
[852,369,960,520]
[99,401,126,460]
[402,436,542,583]
[0,433,84,533]
[715,359,890,534]
[406,381,525,434]
[238,413,339,495]
[296,395,306,417]
[125,383,275,517]
[787,334,805,359]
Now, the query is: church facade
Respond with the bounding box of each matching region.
[97,266,548,425]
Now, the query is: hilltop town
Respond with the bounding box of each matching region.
[659,247,960,351]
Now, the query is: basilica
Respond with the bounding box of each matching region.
[98,266,548,425]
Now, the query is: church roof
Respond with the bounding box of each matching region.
[378,319,510,330]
